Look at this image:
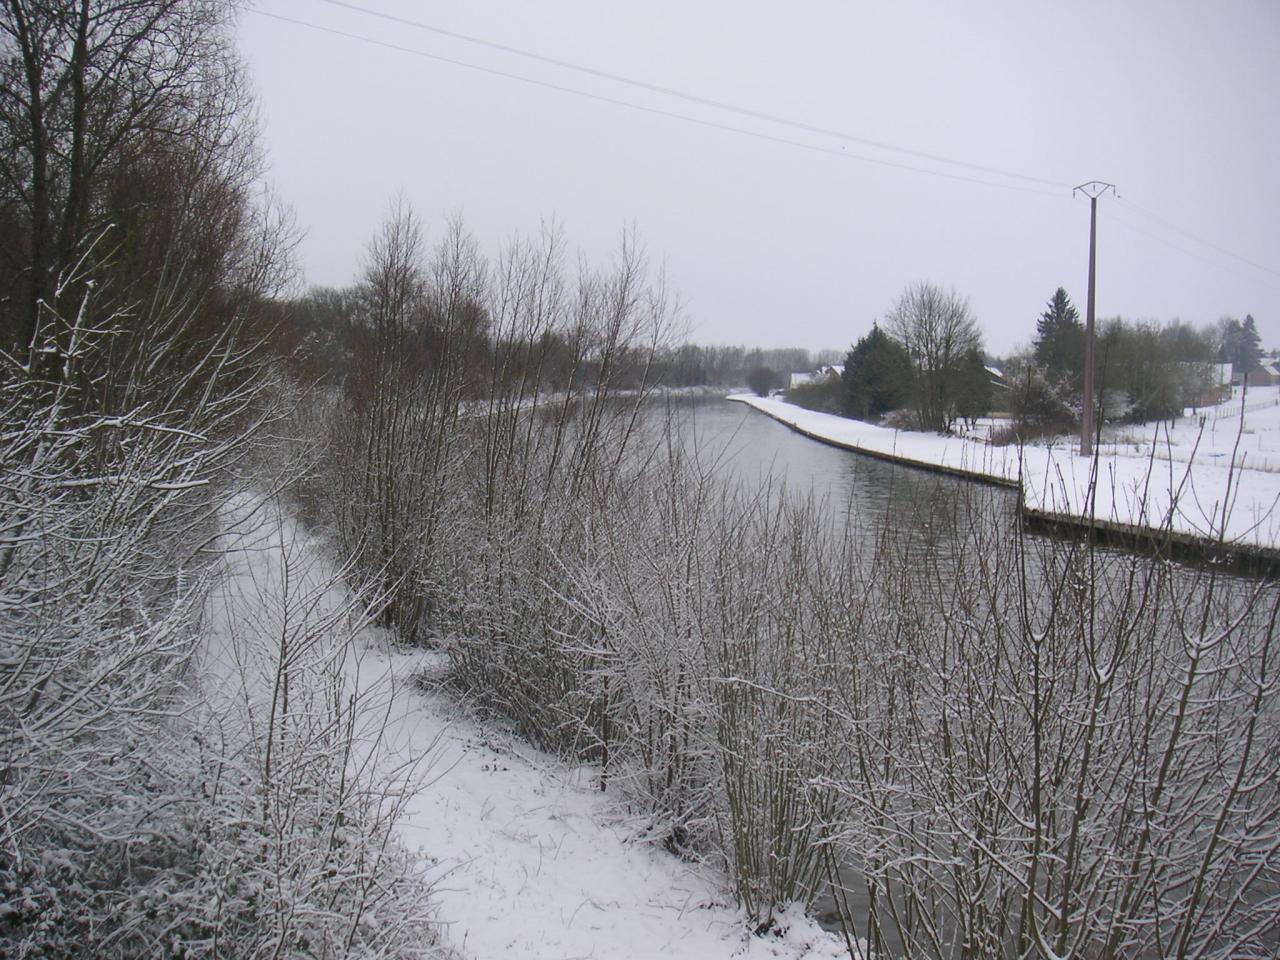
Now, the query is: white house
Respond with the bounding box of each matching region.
[789,365,843,390]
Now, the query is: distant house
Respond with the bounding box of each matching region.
[1244,360,1280,389]
[1228,361,1278,387]
[790,365,843,390]
[985,365,1007,390]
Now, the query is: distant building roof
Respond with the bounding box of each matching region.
[1240,361,1280,384]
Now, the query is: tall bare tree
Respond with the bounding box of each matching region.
[886,281,984,431]
[0,0,291,395]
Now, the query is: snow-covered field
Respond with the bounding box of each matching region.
[206,494,851,960]
[730,387,1280,550]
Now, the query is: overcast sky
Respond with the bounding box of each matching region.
[238,0,1279,357]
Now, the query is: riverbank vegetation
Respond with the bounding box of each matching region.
[789,283,1262,442]
[278,199,1280,956]
[1,2,441,955]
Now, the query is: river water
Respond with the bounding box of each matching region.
[667,395,1019,548]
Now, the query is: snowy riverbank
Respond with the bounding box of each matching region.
[386,658,850,960]
[207,494,852,960]
[729,390,1280,551]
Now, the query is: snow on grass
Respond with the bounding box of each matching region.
[387,663,851,960]
[730,387,1280,549]
[205,493,852,960]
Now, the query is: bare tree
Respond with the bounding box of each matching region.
[886,281,984,431]
[0,0,293,391]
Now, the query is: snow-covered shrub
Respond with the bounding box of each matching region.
[808,482,1280,958]
[0,288,253,954]
[440,422,847,928]
[1,284,442,957]
[323,208,477,643]
[521,441,726,855]
[997,355,1076,441]
[695,489,845,927]
[308,216,681,743]
[191,497,443,959]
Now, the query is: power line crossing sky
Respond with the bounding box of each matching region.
[239,0,1279,355]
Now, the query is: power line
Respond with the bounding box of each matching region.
[1108,208,1280,293]
[251,8,1068,198]
[311,0,1073,191]
[1115,196,1280,281]
[257,4,1280,289]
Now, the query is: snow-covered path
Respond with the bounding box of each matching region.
[386,663,847,960]
[207,493,850,960]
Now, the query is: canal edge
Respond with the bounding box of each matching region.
[728,396,1280,578]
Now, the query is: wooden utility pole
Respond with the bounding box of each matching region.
[1075,181,1116,456]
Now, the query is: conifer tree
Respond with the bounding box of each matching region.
[1242,314,1263,372]
[842,323,911,419]
[1219,316,1262,374]
[1033,288,1084,383]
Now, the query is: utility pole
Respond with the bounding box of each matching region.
[1074,181,1116,456]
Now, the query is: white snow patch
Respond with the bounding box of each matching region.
[393,674,851,960]
[203,492,853,960]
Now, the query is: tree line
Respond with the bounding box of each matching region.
[783,280,992,433]
[278,287,837,397]
[786,280,1266,436]
[1007,296,1261,431]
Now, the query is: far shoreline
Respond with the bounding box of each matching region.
[728,393,1280,577]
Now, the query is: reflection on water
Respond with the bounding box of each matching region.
[664,396,1019,553]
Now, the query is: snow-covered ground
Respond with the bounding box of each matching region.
[205,493,852,960]
[389,665,849,960]
[730,387,1280,549]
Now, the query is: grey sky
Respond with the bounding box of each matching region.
[238,0,1279,357]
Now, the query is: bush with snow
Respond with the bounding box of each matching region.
[295,208,1280,956]
[1,294,443,957]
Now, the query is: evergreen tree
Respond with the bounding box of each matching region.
[842,324,911,420]
[1242,315,1263,372]
[746,365,780,397]
[953,347,993,428]
[1033,288,1084,382]
[1219,316,1262,373]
